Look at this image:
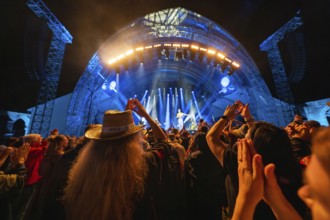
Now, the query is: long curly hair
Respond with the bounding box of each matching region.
[63,132,147,220]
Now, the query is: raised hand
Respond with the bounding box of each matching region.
[236,100,252,119]
[237,138,264,205]
[127,99,148,118]
[223,103,240,120]
[0,147,14,167]
[10,143,31,165]
[263,164,303,220]
[263,164,282,204]
[232,138,264,220]
[284,122,295,136]
[127,99,167,140]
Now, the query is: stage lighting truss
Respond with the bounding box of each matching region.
[105,42,240,73]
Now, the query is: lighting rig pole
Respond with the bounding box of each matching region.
[260,12,303,125]
[26,0,72,137]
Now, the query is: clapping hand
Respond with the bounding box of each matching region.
[236,138,264,206]
[232,138,264,220]
[223,103,240,120]
[236,100,252,119]
[0,147,14,167]
[233,139,302,220]
[10,143,31,166]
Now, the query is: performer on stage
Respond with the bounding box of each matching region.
[176,109,187,130]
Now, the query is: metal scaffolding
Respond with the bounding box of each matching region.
[26,0,72,137]
[260,12,303,125]
[66,8,281,136]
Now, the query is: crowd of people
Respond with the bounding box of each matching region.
[0,99,329,220]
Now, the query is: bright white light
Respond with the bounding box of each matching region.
[217,53,225,59]
[102,84,107,90]
[108,58,117,65]
[117,54,125,60]
[125,49,133,55]
[104,42,241,71]
[109,81,117,92]
[221,76,230,87]
[232,62,240,68]
[191,45,199,50]
[225,57,232,63]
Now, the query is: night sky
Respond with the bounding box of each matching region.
[1,0,329,112]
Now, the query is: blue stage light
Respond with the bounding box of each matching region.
[221,76,230,87]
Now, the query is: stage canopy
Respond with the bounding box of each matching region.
[65,7,279,135]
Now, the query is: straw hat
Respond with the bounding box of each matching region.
[85,110,144,140]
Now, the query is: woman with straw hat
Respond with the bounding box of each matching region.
[63,99,173,220]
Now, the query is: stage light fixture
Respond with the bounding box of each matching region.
[232,62,240,68]
[115,66,120,74]
[227,68,234,75]
[191,45,199,50]
[109,81,117,93]
[116,54,125,60]
[207,49,216,55]
[135,47,144,51]
[108,58,117,65]
[228,64,239,75]
[217,53,225,58]
[220,62,229,73]
[105,42,240,76]
[125,49,133,56]
[219,57,233,73]
[221,76,230,87]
